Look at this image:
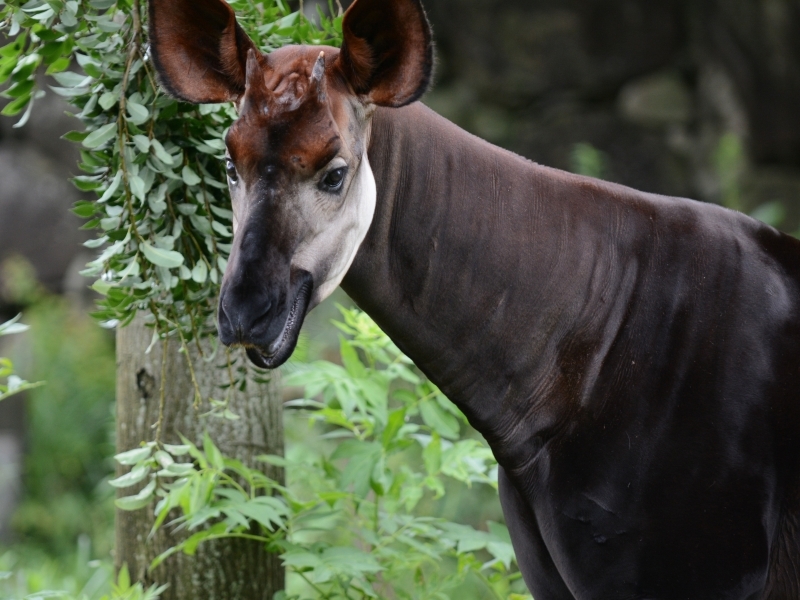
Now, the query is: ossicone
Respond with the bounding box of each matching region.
[239,48,274,114]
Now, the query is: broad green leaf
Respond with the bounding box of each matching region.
[420,398,461,440]
[115,446,153,465]
[163,443,191,456]
[151,138,174,165]
[132,134,150,153]
[97,170,123,203]
[98,90,118,110]
[126,99,149,124]
[336,441,381,498]
[423,433,442,475]
[82,122,117,149]
[115,479,156,511]
[181,165,201,186]
[108,464,150,488]
[191,260,208,284]
[339,336,365,378]
[141,241,184,269]
[129,174,146,202]
[203,432,225,470]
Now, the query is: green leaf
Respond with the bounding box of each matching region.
[115,446,153,466]
[335,440,381,498]
[381,408,406,449]
[191,260,208,284]
[126,99,149,124]
[182,165,201,186]
[108,464,150,488]
[82,122,117,149]
[141,242,184,269]
[132,134,150,153]
[230,496,289,530]
[115,479,156,511]
[1,95,31,117]
[203,432,225,470]
[97,170,123,203]
[45,56,71,75]
[420,398,461,440]
[98,90,118,110]
[339,336,365,378]
[150,138,175,165]
[62,130,88,143]
[423,433,442,475]
[129,174,146,202]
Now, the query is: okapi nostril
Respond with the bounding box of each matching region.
[236,299,273,337]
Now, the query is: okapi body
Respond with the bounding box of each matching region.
[148,0,800,597]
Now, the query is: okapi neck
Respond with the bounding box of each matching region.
[342,102,640,461]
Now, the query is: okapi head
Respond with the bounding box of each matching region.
[148,0,433,367]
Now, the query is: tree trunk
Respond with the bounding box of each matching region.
[115,314,284,599]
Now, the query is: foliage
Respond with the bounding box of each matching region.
[0,315,42,402]
[0,0,341,346]
[0,553,164,600]
[8,297,116,557]
[114,308,531,599]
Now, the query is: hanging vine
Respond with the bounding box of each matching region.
[0,0,343,418]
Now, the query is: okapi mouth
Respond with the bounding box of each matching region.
[245,276,313,369]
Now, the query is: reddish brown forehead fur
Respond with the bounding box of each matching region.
[226,46,349,180]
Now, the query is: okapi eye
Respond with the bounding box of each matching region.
[225,158,238,184]
[320,167,347,193]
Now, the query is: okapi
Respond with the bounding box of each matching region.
[147,0,800,597]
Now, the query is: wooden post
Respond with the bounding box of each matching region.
[115,314,284,599]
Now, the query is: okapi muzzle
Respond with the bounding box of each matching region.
[216,188,315,369]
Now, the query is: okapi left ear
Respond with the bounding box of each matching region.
[334,0,434,107]
[148,0,259,104]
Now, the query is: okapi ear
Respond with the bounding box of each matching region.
[148,0,258,104]
[334,0,434,107]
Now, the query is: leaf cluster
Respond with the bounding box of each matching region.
[114,309,532,599]
[0,0,342,342]
[0,314,43,401]
[0,563,166,600]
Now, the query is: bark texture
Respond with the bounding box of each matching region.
[115,315,284,599]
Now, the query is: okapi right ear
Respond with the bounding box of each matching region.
[148,0,258,104]
[334,0,434,108]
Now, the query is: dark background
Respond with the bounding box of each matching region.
[421,0,800,228]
